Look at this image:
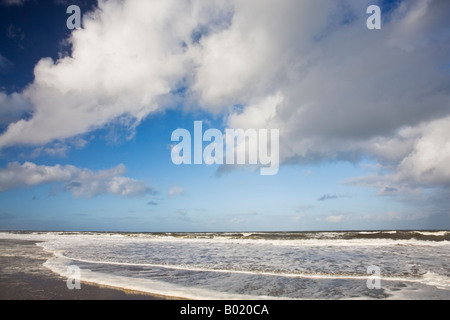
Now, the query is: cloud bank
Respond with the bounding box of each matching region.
[0,0,449,199]
[0,161,152,197]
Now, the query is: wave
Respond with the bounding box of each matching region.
[43,249,450,290]
[120,230,450,242]
[43,253,450,301]
[2,231,449,299]
[43,255,280,300]
[2,231,450,251]
[2,230,449,241]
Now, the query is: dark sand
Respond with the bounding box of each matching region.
[0,239,169,300]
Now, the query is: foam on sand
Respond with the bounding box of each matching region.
[43,254,280,300]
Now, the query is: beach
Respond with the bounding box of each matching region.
[0,239,166,300]
[0,231,449,300]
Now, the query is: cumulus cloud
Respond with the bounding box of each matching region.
[0,0,449,202]
[225,0,450,161]
[218,0,450,198]
[0,161,152,197]
[346,116,450,196]
[0,0,231,148]
[396,117,450,187]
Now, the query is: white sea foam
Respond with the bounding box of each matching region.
[1,231,448,247]
[413,231,449,236]
[44,254,282,300]
[2,231,449,299]
[41,250,450,287]
[358,231,397,234]
[420,271,450,289]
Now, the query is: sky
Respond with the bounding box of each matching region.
[0,0,449,232]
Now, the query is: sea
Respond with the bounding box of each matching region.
[1,230,449,299]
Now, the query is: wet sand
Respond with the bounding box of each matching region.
[0,239,168,300]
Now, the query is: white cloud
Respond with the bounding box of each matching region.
[0,161,151,197]
[217,0,450,196]
[31,142,69,158]
[347,115,450,196]
[325,215,345,223]
[0,0,449,201]
[190,0,337,111]
[66,172,150,198]
[396,117,450,187]
[227,93,283,129]
[168,186,185,197]
[346,173,423,197]
[233,0,449,163]
[0,162,74,191]
[0,0,231,148]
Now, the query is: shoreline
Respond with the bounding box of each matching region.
[0,239,176,300]
[1,233,448,300]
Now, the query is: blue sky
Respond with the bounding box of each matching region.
[0,0,449,231]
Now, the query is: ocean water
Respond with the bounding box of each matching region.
[1,230,449,299]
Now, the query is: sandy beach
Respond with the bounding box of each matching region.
[0,239,167,300]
